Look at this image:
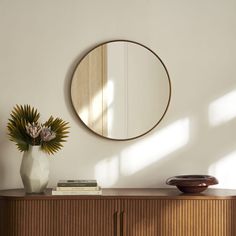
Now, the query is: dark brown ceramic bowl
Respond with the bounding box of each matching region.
[166,175,218,193]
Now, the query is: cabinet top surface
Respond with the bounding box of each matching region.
[0,188,236,200]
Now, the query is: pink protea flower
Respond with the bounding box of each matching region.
[26,122,42,138]
[40,126,56,142]
[8,104,69,154]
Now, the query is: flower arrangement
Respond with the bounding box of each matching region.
[7,104,69,154]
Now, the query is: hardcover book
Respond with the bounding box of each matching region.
[52,189,102,195]
[56,186,100,191]
[57,180,98,187]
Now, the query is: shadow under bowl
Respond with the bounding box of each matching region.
[166,175,218,194]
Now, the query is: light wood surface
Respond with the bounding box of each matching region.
[0,188,236,236]
[0,188,236,199]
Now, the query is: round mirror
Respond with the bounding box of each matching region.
[71,40,171,140]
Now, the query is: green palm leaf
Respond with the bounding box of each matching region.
[42,116,69,155]
[7,105,69,154]
[7,105,40,152]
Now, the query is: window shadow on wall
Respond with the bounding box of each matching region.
[64,49,236,190]
[92,87,236,189]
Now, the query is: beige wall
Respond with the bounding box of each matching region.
[0,0,236,189]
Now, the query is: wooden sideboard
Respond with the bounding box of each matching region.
[0,188,236,236]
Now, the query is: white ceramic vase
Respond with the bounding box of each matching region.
[20,145,49,193]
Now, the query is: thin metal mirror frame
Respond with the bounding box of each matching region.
[70,39,172,141]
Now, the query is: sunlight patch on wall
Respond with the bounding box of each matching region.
[209,150,236,189]
[209,91,236,126]
[95,156,118,187]
[120,118,190,176]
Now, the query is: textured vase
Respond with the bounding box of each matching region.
[20,145,49,193]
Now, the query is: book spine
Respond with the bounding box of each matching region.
[57,183,97,187]
[52,190,102,195]
[56,186,100,191]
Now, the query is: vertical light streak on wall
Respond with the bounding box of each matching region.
[209,90,236,126]
[95,156,119,187]
[209,150,236,189]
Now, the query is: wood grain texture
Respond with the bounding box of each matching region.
[0,189,236,236]
[122,199,236,236]
[71,44,108,136]
[0,199,119,236]
[1,188,236,199]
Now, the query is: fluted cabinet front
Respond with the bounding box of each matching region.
[0,199,119,236]
[122,199,236,236]
[1,190,236,236]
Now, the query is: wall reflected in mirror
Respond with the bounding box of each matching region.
[71,40,171,140]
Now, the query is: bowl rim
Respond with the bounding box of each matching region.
[166,174,218,187]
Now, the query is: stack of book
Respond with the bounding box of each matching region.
[52,180,102,195]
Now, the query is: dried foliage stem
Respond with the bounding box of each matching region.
[7,105,69,155]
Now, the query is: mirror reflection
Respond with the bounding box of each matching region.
[71,40,171,140]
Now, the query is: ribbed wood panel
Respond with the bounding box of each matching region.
[0,199,119,236]
[1,194,236,236]
[123,199,236,236]
[0,200,5,236]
